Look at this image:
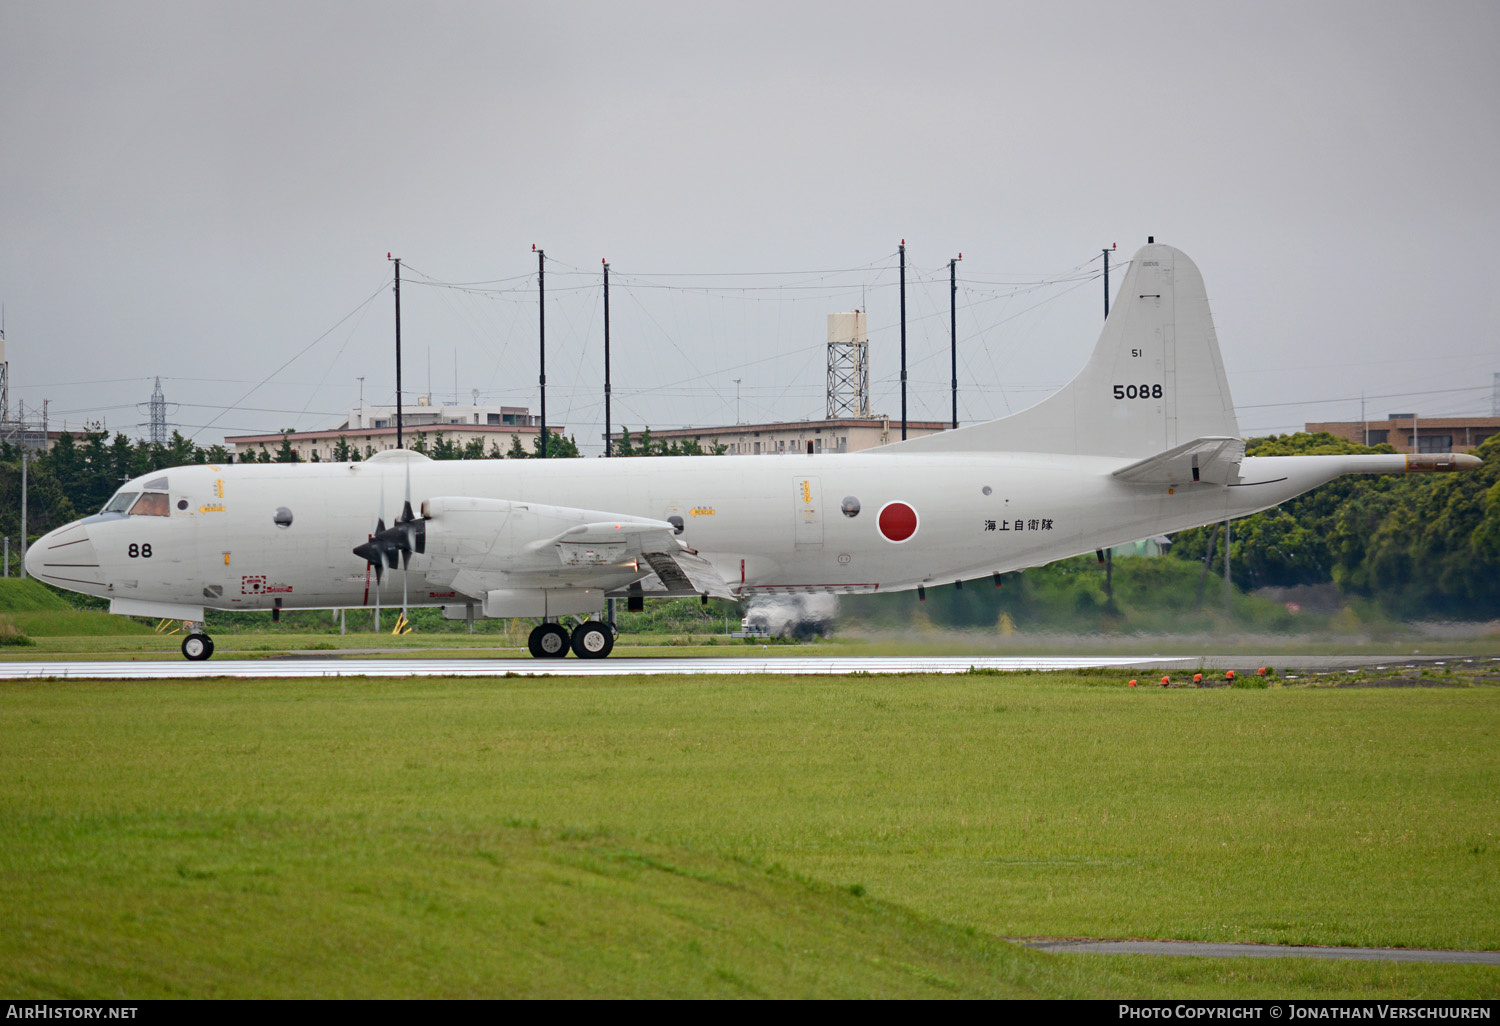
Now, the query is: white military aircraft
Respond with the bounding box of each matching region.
[26,242,1481,660]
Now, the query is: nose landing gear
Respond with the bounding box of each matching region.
[181,622,215,661]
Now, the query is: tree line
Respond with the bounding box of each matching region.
[1167,431,1500,618]
[0,423,723,543]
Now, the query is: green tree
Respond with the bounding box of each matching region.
[0,455,76,542]
[429,434,460,460]
[330,436,360,462]
[531,430,578,458]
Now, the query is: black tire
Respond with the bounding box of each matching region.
[570,621,614,659]
[182,633,213,661]
[527,623,571,659]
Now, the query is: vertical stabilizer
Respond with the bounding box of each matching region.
[881,243,1239,458]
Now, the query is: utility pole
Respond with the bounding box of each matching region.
[535,245,546,458]
[1101,246,1115,606]
[734,378,742,424]
[899,240,907,440]
[603,259,611,457]
[949,253,961,430]
[389,255,403,449]
[19,451,27,579]
[1103,244,1116,318]
[1223,519,1232,613]
[603,259,614,630]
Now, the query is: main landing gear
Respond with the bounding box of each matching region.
[181,622,215,661]
[527,620,615,660]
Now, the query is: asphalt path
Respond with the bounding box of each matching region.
[1016,939,1500,965]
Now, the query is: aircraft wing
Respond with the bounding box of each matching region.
[417,496,734,600]
[1112,436,1245,486]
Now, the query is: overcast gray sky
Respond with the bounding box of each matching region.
[2,0,1497,454]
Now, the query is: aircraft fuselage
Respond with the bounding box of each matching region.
[28,450,1354,617]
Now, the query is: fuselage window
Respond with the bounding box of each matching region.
[129,492,170,517]
[103,492,138,514]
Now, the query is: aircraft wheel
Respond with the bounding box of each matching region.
[182,633,214,661]
[570,621,614,659]
[528,623,571,659]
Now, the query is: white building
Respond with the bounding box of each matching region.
[606,415,947,456]
[225,397,556,461]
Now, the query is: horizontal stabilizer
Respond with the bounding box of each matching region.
[1112,436,1245,486]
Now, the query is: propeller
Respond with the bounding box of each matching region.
[351,507,426,579]
[349,456,427,624]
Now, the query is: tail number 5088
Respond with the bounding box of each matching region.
[1113,384,1162,400]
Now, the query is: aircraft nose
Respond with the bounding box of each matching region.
[25,522,105,589]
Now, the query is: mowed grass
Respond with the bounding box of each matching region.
[1,673,1497,998]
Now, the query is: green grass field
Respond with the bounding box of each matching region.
[2,671,1497,998]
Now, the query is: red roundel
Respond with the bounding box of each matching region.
[877,501,919,543]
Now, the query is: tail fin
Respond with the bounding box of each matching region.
[882,243,1239,458]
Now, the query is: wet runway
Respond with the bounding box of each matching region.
[0,655,1204,680]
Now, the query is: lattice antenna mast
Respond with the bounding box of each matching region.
[148,377,167,444]
[825,311,870,418]
[0,317,9,430]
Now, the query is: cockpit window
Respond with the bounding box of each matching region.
[144,476,168,490]
[128,492,170,517]
[103,492,138,514]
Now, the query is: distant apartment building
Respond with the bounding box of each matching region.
[1305,414,1500,454]
[225,398,555,461]
[605,416,947,456]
